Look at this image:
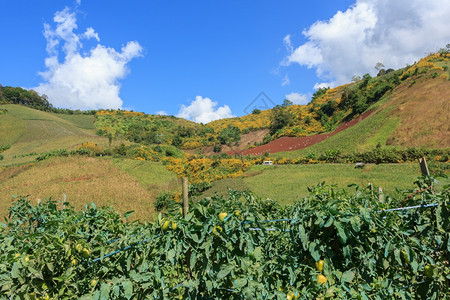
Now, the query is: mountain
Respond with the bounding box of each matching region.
[0,51,449,220]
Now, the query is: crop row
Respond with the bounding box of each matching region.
[0,176,448,299]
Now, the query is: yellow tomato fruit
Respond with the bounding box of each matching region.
[235,210,240,216]
[90,279,98,287]
[75,243,83,253]
[424,265,436,279]
[171,222,178,230]
[81,248,90,259]
[401,250,410,263]
[213,226,223,236]
[317,274,327,285]
[25,256,30,263]
[315,260,325,272]
[14,253,20,258]
[219,212,228,221]
[161,220,170,231]
[71,258,78,266]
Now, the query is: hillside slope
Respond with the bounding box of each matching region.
[239,52,450,156]
[0,104,110,166]
[0,157,178,221]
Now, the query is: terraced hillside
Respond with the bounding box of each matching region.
[0,104,110,166]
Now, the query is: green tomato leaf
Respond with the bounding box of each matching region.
[217,264,234,279]
[341,270,355,283]
[122,280,133,300]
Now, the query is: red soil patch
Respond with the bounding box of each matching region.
[231,111,372,156]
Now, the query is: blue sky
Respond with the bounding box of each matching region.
[1,0,449,122]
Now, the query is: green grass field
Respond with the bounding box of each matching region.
[55,114,96,130]
[203,163,449,206]
[112,159,179,193]
[0,105,111,167]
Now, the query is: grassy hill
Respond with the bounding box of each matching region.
[0,156,178,221]
[0,104,111,166]
[260,53,450,158]
[0,52,448,221]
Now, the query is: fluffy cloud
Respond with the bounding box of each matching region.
[177,96,234,123]
[281,74,290,86]
[285,92,308,105]
[156,111,168,116]
[283,0,450,87]
[34,8,142,110]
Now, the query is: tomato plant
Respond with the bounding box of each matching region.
[0,177,448,299]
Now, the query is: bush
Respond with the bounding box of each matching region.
[213,144,222,153]
[36,149,69,161]
[154,192,177,212]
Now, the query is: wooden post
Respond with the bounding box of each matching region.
[418,157,430,176]
[181,177,191,278]
[378,187,384,203]
[182,177,189,217]
[62,193,66,210]
[368,183,373,197]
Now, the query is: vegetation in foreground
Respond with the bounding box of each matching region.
[0,176,448,299]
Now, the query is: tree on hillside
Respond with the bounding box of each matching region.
[0,86,52,110]
[282,99,293,107]
[269,103,294,135]
[375,62,385,72]
[171,135,183,148]
[218,125,241,146]
[0,84,4,102]
[311,87,329,103]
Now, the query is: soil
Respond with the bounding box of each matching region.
[229,111,373,156]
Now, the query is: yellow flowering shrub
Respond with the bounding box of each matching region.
[77,142,103,156]
[163,155,251,183]
[181,140,204,150]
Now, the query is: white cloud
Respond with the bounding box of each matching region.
[313,82,333,90]
[281,74,290,86]
[177,96,234,123]
[285,92,309,105]
[83,27,99,41]
[283,0,450,85]
[156,111,168,116]
[283,34,293,53]
[34,8,142,110]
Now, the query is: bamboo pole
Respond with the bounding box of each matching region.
[182,177,189,217]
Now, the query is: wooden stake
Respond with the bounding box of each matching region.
[418,157,430,176]
[181,177,191,278]
[62,193,66,210]
[182,177,189,217]
[378,187,384,203]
